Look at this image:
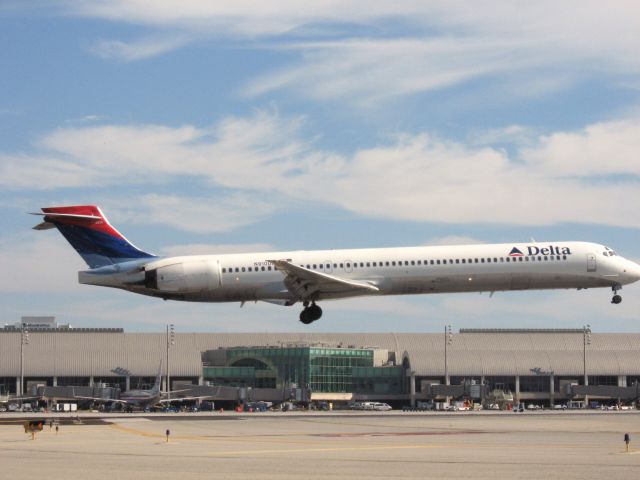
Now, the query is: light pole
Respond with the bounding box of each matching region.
[19,325,29,401]
[166,324,175,401]
[583,324,591,407]
[445,324,453,405]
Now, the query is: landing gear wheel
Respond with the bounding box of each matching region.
[611,285,622,304]
[299,310,314,324]
[309,303,322,320]
[299,302,323,324]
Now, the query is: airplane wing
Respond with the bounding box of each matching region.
[72,394,128,404]
[268,259,379,303]
[158,396,214,403]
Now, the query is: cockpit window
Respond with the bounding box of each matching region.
[603,247,617,257]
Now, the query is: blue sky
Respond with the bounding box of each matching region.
[1,1,639,333]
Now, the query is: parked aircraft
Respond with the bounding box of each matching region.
[73,365,207,409]
[33,205,640,324]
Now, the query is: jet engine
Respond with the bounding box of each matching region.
[144,260,220,293]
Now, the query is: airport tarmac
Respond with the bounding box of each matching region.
[1,412,639,479]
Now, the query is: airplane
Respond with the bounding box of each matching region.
[32,205,640,324]
[73,363,208,409]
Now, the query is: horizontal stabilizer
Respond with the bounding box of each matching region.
[32,221,56,231]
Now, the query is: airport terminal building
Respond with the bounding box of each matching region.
[1,317,639,407]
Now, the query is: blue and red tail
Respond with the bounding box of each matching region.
[32,205,155,269]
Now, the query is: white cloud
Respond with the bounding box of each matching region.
[0,234,85,293]
[2,111,640,230]
[243,37,551,105]
[160,243,274,257]
[123,193,277,234]
[89,35,192,61]
[54,1,640,103]
[522,120,640,177]
[424,236,485,247]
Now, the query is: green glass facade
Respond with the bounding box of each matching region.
[203,346,404,394]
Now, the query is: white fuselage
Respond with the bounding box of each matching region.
[79,241,640,304]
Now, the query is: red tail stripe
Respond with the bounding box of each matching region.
[41,205,124,240]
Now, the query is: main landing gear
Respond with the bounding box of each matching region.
[300,301,322,324]
[611,285,622,304]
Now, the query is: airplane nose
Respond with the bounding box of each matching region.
[626,261,640,282]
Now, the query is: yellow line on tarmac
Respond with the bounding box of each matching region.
[207,444,447,457]
[109,424,166,438]
[108,424,309,443]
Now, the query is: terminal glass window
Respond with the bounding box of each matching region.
[519,376,549,393]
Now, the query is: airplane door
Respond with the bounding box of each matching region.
[586,254,597,272]
[324,260,333,274]
[344,260,353,273]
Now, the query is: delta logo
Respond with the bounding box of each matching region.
[509,245,572,256]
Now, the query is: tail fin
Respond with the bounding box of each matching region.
[32,205,155,269]
[152,360,163,395]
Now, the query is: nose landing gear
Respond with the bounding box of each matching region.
[299,302,323,324]
[611,285,622,304]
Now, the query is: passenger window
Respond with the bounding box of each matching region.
[455,259,460,264]
[462,259,466,264]
[443,260,447,264]
[411,260,415,266]
[340,263,344,268]
[313,264,317,269]
[430,260,435,265]
[385,261,390,266]
[360,262,364,267]
[437,260,441,265]
[333,263,337,268]
[563,255,567,260]
[261,266,265,271]
[518,257,523,262]
[366,262,370,267]
[372,262,377,267]
[346,263,351,268]
[248,267,253,272]
[392,261,396,266]
[306,264,310,269]
[318,264,323,269]
[474,259,478,263]
[241,267,246,272]
[481,259,485,263]
[268,266,272,270]
[222,268,226,273]
[235,267,239,273]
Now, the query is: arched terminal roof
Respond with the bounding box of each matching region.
[0,330,638,377]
